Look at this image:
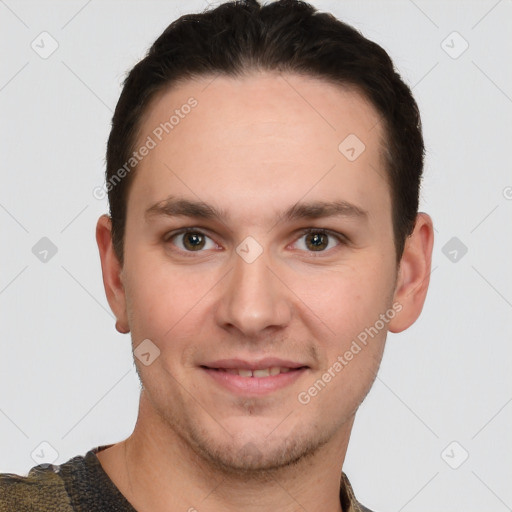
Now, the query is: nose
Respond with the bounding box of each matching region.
[214,248,292,338]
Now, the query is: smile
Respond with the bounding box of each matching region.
[201,365,308,395]
[210,367,295,377]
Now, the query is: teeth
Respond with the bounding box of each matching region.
[253,368,270,377]
[219,367,296,377]
[213,367,300,377]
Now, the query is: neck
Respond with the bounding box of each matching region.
[98,392,354,512]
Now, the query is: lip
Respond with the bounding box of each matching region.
[202,358,307,371]
[200,358,309,396]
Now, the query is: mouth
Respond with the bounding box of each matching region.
[201,366,306,377]
[200,359,309,395]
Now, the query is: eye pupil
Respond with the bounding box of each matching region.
[306,232,328,251]
[184,232,205,250]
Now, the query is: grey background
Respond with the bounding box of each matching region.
[1,1,511,511]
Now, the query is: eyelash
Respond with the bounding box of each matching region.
[164,227,347,257]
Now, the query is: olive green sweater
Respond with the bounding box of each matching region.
[0,445,373,511]
[0,447,135,511]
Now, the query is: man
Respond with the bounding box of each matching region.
[0,0,433,510]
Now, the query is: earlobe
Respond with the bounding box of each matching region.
[115,320,130,334]
[388,213,434,333]
[96,214,130,334]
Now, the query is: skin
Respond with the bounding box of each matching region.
[96,71,434,512]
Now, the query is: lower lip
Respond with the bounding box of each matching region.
[201,367,308,396]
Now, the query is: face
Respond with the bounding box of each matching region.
[114,72,402,473]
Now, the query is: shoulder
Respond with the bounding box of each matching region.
[357,504,376,512]
[0,463,73,512]
[341,472,378,512]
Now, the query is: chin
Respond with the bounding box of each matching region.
[183,418,332,477]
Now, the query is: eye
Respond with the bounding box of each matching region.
[293,229,344,252]
[168,229,218,252]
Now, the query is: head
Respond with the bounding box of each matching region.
[97,0,433,475]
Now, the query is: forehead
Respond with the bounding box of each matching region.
[128,71,389,225]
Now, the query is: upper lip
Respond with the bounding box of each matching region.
[201,358,308,371]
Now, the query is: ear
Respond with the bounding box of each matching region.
[388,213,434,333]
[96,214,130,334]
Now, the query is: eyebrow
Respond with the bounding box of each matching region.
[145,197,228,221]
[282,200,368,222]
[145,196,368,223]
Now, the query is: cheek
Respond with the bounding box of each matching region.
[295,261,393,338]
[123,252,218,343]
[296,268,391,410]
